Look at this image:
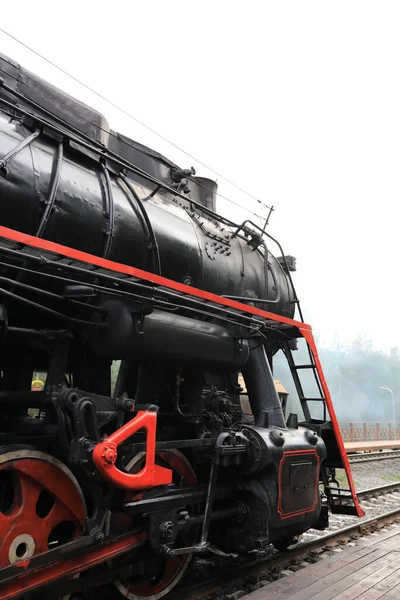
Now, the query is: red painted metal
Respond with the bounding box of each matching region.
[92,411,172,490]
[0,225,309,331]
[111,450,198,598]
[0,226,363,515]
[301,328,365,517]
[0,457,86,569]
[0,531,146,600]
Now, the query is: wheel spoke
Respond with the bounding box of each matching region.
[15,472,41,521]
[110,450,197,600]
[0,449,86,574]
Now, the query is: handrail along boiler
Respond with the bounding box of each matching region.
[0,52,362,600]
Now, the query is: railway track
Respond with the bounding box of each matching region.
[357,481,400,499]
[74,481,400,600]
[78,463,400,600]
[169,480,400,600]
[170,507,400,600]
[348,449,400,463]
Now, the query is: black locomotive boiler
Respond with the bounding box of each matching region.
[0,52,362,600]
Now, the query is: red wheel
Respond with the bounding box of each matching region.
[107,450,197,600]
[0,447,86,598]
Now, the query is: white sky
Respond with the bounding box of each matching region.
[1,1,399,351]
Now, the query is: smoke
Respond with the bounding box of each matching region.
[273,335,400,423]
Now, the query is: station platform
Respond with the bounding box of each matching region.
[244,523,400,600]
[344,440,400,452]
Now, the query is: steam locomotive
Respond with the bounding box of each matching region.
[0,52,362,600]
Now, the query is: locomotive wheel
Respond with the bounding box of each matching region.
[0,447,86,598]
[107,449,197,600]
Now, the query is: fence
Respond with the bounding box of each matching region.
[339,422,400,442]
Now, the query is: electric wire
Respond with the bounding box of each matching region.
[0,64,267,223]
[0,27,272,222]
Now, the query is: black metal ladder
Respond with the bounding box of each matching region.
[282,341,327,423]
[282,340,360,515]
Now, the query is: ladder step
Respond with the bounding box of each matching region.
[299,397,325,402]
[330,505,359,515]
[291,364,316,370]
[326,487,351,494]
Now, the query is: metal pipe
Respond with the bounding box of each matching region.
[242,345,286,428]
[120,173,161,274]
[0,129,40,173]
[100,163,115,260]
[36,141,63,237]
[200,459,218,545]
[0,90,237,230]
[0,286,103,327]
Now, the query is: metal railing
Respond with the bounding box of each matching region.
[339,422,400,442]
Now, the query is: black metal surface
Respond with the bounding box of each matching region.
[0,530,98,585]
[0,51,342,600]
[243,345,286,428]
[214,423,328,549]
[0,53,295,319]
[36,141,63,238]
[200,458,218,545]
[0,128,40,174]
[0,243,292,337]
[124,483,237,515]
[86,299,250,368]
[100,163,115,260]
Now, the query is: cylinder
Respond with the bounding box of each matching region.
[86,300,250,370]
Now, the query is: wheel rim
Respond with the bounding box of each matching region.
[0,448,86,598]
[109,450,197,600]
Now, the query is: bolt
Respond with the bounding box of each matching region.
[159,521,175,541]
[101,445,117,466]
[124,399,134,411]
[95,530,105,543]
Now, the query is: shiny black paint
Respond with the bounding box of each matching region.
[0,113,294,318]
[0,52,331,593]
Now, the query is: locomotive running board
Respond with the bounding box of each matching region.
[0,224,364,518]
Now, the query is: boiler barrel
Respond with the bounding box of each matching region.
[0,116,294,318]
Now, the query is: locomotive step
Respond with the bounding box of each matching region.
[299,397,325,402]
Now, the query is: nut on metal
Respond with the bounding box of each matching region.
[101,443,117,467]
[159,520,175,541]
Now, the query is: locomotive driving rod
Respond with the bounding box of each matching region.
[0,530,147,599]
[0,499,240,598]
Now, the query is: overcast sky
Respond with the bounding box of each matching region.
[1,1,399,351]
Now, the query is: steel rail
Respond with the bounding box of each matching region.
[357,481,400,499]
[348,450,400,463]
[170,508,400,600]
